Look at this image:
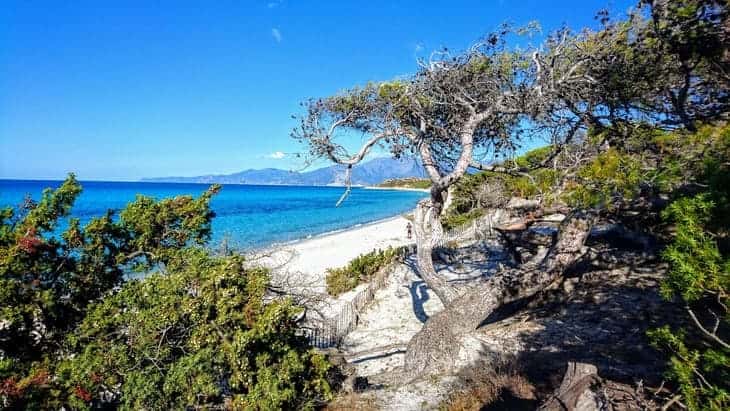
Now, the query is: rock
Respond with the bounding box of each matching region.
[541,213,566,222]
[563,277,579,294]
[506,197,540,210]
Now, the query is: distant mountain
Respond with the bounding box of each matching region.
[141,157,427,186]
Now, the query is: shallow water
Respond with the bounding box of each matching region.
[0,180,426,249]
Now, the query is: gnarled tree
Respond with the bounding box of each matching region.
[293,1,728,379]
[293,27,600,377]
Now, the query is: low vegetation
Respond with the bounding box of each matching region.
[439,360,536,411]
[0,176,332,409]
[325,246,405,296]
[443,123,730,409]
[647,126,730,410]
[377,178,431,189]
[442,146,559,230]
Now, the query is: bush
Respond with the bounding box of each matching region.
[645,124,730,411]
[442,146,563,230]
[0,176,332,409]
[563,148,646,209]
[325,247,404,296]
[647,193,729,411]
[56,249,331,410]
[377,178,431,189]
[442,209,485,231]
[0,175,219,393]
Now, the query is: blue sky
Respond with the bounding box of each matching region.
[1,0,635,181]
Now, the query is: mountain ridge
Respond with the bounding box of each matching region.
[141,157,427,186]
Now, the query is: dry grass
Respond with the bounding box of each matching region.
[325,392,379,411]
[440,360,536,411]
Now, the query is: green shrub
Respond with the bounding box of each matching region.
[563,148,646,209]
[645,124,730,411]
[442,146,563,229]
[326,247,404,296]
[56,250,331,410]
[377,178,431,189]
[442,209,485,231]
[0,175,219,394]
[512,145,554,169]
[648,194,729,411]
[0,176,332,409]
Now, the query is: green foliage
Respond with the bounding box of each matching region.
[512,145,553,169]
[647,124,730,411]
[55,249,330,410]
[442,209,485,231]
[507,168,561,203]
[0,175,220,374]
[648,325,729,411]
[377,178,431,189]
[660,195,727,302]
[564,148,646,209]
[0,176,331,409]
[442,146,563,230]
[565,124,730,211]
[326,247,404,296]
[651,193,729,411]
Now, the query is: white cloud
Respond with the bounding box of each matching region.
[271,28,282,43]
[267,151,286,159]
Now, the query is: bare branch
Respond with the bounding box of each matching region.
[686,306,730,349]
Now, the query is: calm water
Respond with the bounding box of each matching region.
[0,180,426,249]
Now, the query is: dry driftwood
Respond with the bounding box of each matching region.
[540,362,603,411]
[539,362,655,411]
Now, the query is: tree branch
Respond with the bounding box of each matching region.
[686,305,730,349]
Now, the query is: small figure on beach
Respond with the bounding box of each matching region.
[406,222,413,239]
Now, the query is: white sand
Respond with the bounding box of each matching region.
[254,216,416,294]
[248,207,512,409]
[340,261,444,376]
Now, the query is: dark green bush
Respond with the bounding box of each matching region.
[563,147,646,209]
[0,176,332,409]
[648,193,729,411]
[57,249,331,410]
[645,124,730,411]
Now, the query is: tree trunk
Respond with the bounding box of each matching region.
[404,211,595,378]
[412,190,461,304]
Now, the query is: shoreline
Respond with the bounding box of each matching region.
[363,186,430,193]
[252,212,416,293]
[250,213,410,254]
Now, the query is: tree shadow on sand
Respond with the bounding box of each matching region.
[408,280,430,323]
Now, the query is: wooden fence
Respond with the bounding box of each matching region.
[434,211,501,249]
[300,211,503,349]
[298,258,393,349]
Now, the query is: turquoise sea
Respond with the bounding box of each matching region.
[0,180,427,249]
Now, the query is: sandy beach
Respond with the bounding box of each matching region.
[253,215,416,294]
